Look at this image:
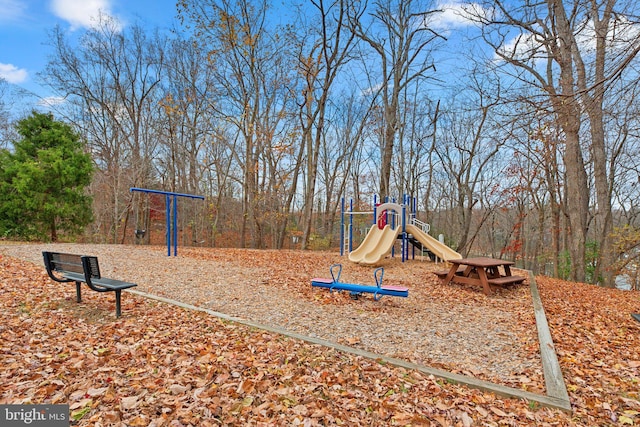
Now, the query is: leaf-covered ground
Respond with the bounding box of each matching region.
[0,251,639,426]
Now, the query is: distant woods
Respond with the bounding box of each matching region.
[7,0,640,287]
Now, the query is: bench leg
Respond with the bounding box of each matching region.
[75,281,82,303]
[115,290,122,318]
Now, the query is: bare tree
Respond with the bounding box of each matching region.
[317,88,374,245]
[575,0,640,285]
[524,117,566,276]
[469,0,640,284]
[179,0,291,248]
[394,90,438,200]
[291,0,358,249]
[155,36,221,245]
[432,79,503,256]
[348,0,444,200]
[41,16,166,244]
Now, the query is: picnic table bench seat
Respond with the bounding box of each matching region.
[487,275,526,286]
[42,251,137,318]
[433,266,466,279]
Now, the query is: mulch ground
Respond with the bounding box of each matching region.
[1,243,639,426]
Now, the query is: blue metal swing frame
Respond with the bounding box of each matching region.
[130,188,204,256]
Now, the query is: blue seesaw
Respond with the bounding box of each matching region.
[311,264,408,301]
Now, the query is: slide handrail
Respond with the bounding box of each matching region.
[412,218,430,234]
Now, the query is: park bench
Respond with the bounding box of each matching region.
[311,264,408,300]
[42,251,137,318]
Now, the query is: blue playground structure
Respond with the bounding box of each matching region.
[340,194,461,264]
[311,264,409,300]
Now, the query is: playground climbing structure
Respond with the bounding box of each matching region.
[342,195,461,265]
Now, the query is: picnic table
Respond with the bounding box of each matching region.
[435,257,525,295]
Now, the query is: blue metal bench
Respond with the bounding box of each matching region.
[311,264,408,300]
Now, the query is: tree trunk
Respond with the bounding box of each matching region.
[379,104,397,200]
[553,0,590,282]
[563,134,589,283]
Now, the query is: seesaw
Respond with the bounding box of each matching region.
[311,263,408,300]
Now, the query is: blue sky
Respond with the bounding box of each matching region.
[0,0,179,98]
[1,0,487,105]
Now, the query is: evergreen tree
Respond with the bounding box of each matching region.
[0,111,93,241]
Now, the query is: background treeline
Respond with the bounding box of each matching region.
[2,0,640,289]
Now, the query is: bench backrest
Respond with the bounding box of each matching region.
[81,256,102,279]
[43,252,101,280]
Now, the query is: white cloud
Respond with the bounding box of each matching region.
[495,15,640,65]
[360,82,384,97]
[0,63,28,84]
[575,15,640,54]
[50,0,121,30]
[427,0,489,32]
[38,96,67,107]
[0,0,27,23]
[497,32,545,62]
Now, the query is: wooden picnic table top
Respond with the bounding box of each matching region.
[449,257,515,268]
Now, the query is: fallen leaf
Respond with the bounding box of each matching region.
[87,387,108,397]
[490,406,508,417]
[169,384,188,394]
[121,395,139,410]
[460,411,473,427]
[619,415,634,425]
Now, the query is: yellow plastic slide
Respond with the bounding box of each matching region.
[348,224,402,265]
[405,224,461,261]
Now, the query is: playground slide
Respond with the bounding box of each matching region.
[348,224,402,265]
[405,224,461,261]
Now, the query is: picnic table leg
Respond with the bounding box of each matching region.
[487,266,499,278]
[503,265,513,276]
[477,268,492,296]
[442,263,461,285]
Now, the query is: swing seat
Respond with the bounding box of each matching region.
[134,229,146,238]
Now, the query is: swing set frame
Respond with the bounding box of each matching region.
[130,188,205,256]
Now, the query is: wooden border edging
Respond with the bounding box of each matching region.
[528,271,571,406]
[129,281,571,412]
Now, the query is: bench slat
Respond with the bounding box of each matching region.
[49,253,85,275]
[92,277,137,290]
[61,272,86,282]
